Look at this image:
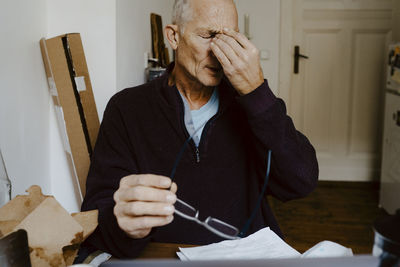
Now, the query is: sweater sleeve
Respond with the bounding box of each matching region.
[236,80,319,201]
[81,96,151,258]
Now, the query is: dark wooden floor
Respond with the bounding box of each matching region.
[269,181,387,254]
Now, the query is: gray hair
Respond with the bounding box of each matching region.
[172,0,193,33]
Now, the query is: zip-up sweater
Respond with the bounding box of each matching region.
[80,65,319,259]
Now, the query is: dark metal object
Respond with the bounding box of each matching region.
[0,229,31,267]
[147,68,166,82]
[373,209,400,267]
[294,45,309,74]
[397,111,400,127]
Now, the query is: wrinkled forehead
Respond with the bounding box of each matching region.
[187,0,238,32]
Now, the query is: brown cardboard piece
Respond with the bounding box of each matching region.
[0,186,98,267]
[40,33,100,200]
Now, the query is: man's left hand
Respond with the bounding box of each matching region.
[211,28,264,95]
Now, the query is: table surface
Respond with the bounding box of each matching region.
[137,242,196,259]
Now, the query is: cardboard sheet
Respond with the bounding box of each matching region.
[0,186,98,267]
[40,33,100,200]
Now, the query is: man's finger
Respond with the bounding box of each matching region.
[213,36,240,63]
[210,41,231,68]
[216,34,246,59]
[122,201,175,216]
[119,215,174,232]
[117,185,176,203]
[120,174,172,189]
[170,182,178,194]
[222,28,252,49]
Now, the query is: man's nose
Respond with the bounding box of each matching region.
[209,43,217,58]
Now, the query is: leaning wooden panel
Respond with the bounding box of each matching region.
[40,33,100,200]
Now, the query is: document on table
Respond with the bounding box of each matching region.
[177,227,353,261]
[178,227,300,261]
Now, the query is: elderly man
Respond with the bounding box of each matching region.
[78,0,318,260]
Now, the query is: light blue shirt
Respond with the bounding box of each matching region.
[179,89,219,147]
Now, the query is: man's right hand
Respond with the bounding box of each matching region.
[113,174,177,239]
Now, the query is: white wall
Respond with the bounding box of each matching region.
[235,0,281,94]
[0,0,51,198]
[46,0,117,121]
[117,0,174,91]
[0,0,117,213]
[46,0,117,212]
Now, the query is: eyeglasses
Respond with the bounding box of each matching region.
[169,124,272,240]
[174,198,241,240]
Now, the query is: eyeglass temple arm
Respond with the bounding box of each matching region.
[169,135,192,187]
[168,121,208,190]
[239,149,272,238]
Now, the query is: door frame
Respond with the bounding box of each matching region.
[278,0,295,111]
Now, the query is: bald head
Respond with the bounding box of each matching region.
[172,0,237,33]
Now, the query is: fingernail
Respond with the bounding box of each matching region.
[164,205,174,213]
[166,215,174,222]
[160,179,171,187]
[166,194,176,202]
[223,28,230,32]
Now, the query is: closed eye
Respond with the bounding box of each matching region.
[200,33,216,39]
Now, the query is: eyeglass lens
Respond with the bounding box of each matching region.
[175,198,239,238]
[175,199,198,217]
[207,218,239,236]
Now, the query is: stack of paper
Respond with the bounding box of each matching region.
[177,227,353,261]
[177,227,300,261]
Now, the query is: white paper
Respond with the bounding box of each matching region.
[301,241,353,258]
[178,227,354,261]
[75,76,86,92]
[178,227,301,261]
[176,252,189,261]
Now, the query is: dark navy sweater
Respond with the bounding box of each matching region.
[79,67,319,259]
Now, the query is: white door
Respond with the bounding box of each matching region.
[280,0,393,181]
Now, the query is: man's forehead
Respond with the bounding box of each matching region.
[188,0,238,29]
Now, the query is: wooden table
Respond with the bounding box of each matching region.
[137,242,197,259]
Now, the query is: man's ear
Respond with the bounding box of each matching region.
[164,24,180,50]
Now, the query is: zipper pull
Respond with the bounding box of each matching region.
[195,147,200,163]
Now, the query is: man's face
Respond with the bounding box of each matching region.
[175,0,238,87]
